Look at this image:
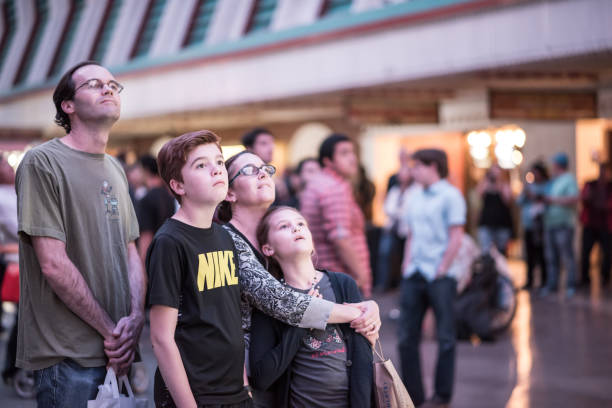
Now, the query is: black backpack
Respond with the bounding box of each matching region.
[455,254,500,341]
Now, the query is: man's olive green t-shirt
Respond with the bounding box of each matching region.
[15,139,139,370]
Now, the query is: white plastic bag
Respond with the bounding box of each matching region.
[87,367,148,408]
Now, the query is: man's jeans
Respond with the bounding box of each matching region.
[544,226,577,291]
[34,359,106,408]
[398,274,457,405]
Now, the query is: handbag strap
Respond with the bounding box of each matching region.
[373,338,386,362]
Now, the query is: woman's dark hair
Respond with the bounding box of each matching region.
[318,133,351,166]
[255,205,301,280]
[412,148,449,178]
[52,60,102,134]
[216,150,253,223]
[531,161,549,181]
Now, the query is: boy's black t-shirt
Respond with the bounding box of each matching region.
[146,219,248,405]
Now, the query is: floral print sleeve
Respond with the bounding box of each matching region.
[223,224,333,349]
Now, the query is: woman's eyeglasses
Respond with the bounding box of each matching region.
[229,164,276,185]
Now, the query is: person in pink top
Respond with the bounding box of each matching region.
[300,134,372,298]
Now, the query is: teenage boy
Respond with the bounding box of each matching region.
[147,130,251,408]
[398,149,465,408]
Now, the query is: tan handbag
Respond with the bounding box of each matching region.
[373,340,415,408]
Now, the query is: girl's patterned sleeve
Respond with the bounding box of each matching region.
[225,225,333,330]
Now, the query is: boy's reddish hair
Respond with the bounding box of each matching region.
[157,130,222,202]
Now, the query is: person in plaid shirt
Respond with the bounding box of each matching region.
[300,134,372,298]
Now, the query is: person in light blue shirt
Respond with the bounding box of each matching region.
[541,152,579,298]
[398,149,465,407]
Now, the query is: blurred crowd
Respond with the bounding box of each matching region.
[1,125,609,406]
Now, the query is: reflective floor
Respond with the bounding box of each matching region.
[376,260,612,408]
[1,260,611,407]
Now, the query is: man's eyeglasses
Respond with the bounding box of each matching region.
[75,78,124,94]
[229,164,276,185]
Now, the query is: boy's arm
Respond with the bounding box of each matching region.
[320,186,372,297]
[402,231,412,272]
[150,305,197,408]
[435,226,464,278]
[436,190,466,278]
[332,238,372,298]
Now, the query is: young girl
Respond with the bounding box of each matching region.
[249,206,374,408]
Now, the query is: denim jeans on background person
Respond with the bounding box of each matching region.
[524,229,547,288]
[477,226,512,256]
[34,358,106,408]
[398,273,457,406]
[544,226,577,292]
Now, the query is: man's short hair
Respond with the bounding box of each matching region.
[412,148,448,178]
[139,154,158,176]
[318,133,351,167]
[241,127,272,149]
[157,130,222,202]
[53,60,102,134]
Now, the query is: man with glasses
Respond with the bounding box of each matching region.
[15,61,145,407]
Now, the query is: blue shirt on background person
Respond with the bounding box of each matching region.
[517,182,548,230]
[544,172,579,228]
[402,179,466,281]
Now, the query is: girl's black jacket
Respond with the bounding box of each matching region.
[249,270,374,407]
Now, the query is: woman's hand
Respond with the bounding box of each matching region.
[365,331,379,345]
[348,300,381,338]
